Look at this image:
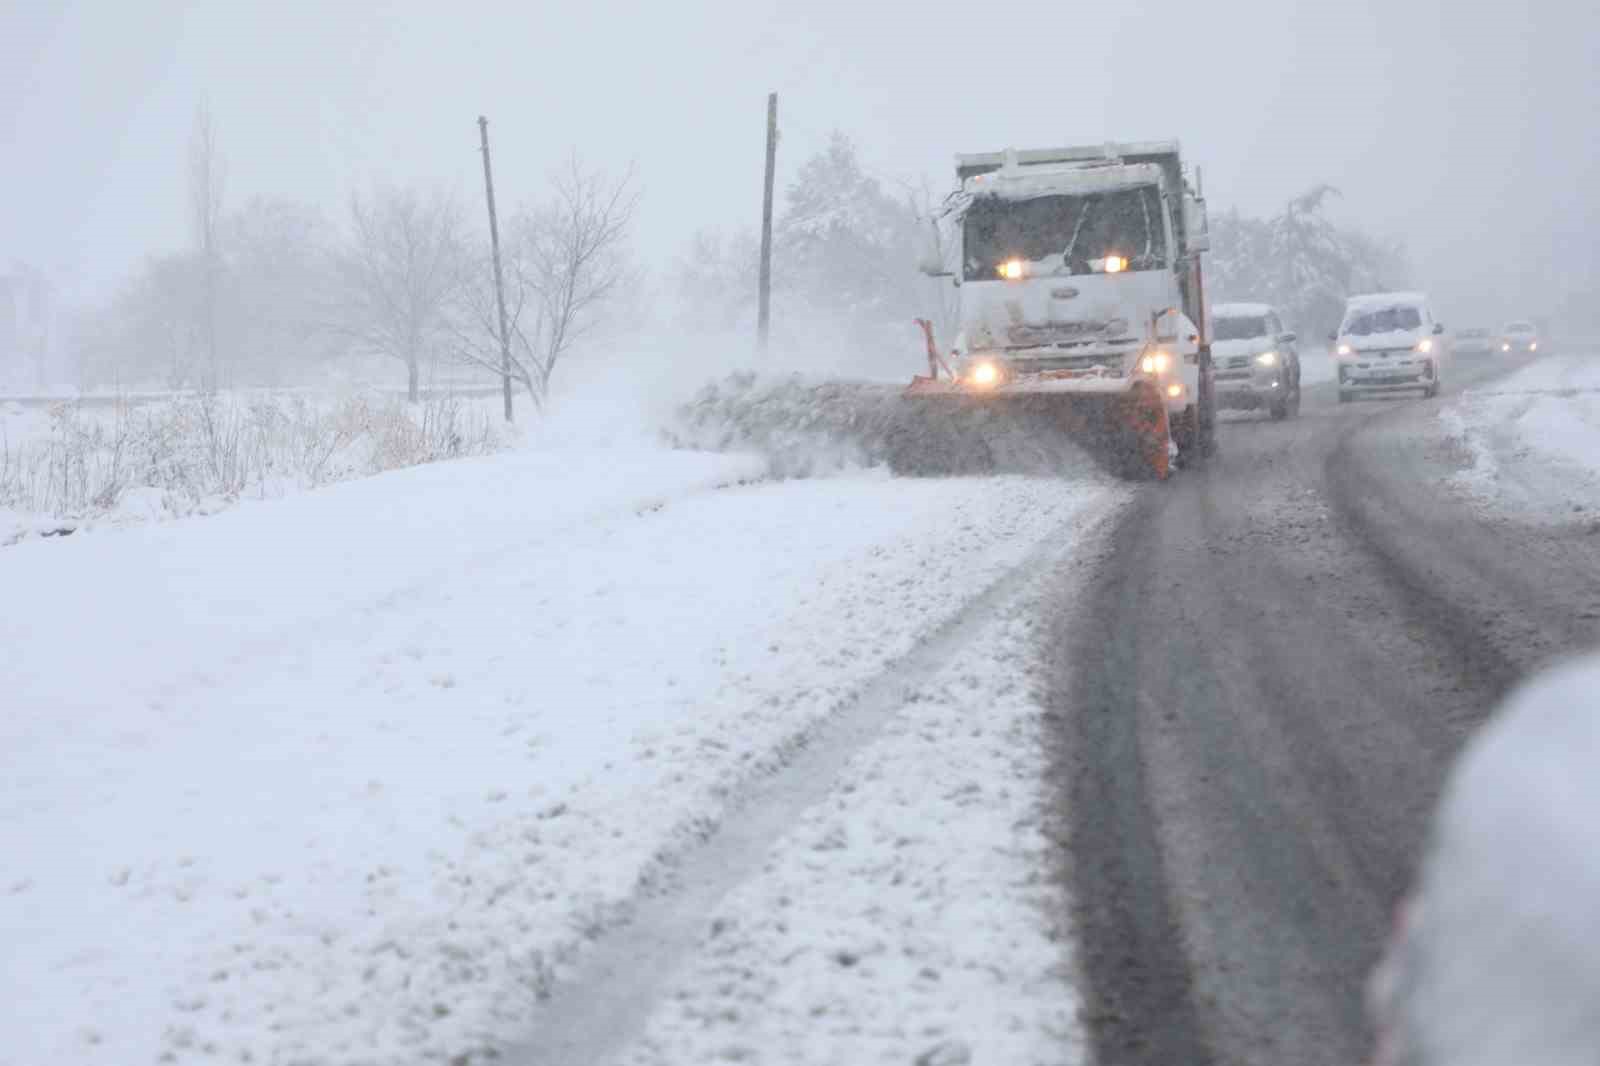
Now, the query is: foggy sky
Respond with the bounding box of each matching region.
[5,0,1596,328]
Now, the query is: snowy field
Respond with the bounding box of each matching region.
[1,414,1125,1065]
[1439,352,1600,522]
[0,390,510,546]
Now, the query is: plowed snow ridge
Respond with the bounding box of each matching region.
[0,441,1125,1066]
[515,501,1118,1065]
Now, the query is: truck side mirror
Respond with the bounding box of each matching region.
[1280,331,1297,344]
[1183,195,1210,252]
[918,256,952,278]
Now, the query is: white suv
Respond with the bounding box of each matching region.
[1334,292,1446,402]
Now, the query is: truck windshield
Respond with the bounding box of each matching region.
[1342,307,1422,335]
[961,186,1167,282]
[1214,316,1269,341]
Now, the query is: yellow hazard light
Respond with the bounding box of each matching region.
[997,259,1025,280]
[1102,255,1128,274]
[1166,383,1184,398]
[971,362,999,386]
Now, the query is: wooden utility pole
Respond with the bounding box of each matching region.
[477,115,514,422]
[757,92,778,352]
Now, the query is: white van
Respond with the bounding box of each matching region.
[1334,292,1446,402]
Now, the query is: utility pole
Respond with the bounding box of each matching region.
[478,115,514,422]
[757,92,778,352]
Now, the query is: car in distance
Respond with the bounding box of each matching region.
[1499,321,1540,354]
[1334,291,1446,402]
[1211,302,1301,419]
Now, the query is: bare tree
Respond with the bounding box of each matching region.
[457,158,636,411]
[190,106,225,390]
[337,186,468,402]
[672,226,761,332]
[224,197,337,386]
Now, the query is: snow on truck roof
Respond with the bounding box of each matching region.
[963,161,1165,201]
[956,140,1181,172]
[1214,302,1276,318]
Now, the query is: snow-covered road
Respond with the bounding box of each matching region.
[1,442,1125,1066]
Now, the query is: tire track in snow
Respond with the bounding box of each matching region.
[507,497,1130,1066]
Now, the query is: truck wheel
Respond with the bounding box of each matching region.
[1172,403,1215,469]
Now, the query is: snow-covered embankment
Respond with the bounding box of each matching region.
[2,421,1123,1065]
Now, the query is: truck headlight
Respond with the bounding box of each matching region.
[1140,351,1171,375]
[1255,350,1279,367]
[970,361,1000,386]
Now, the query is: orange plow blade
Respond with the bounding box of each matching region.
[888,383,1171,481]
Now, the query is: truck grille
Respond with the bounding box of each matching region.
[1012,354,1123,374]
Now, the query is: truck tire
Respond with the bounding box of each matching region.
[1172,403,1215,469]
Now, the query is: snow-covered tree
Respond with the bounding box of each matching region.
[670,131,931,368]
[71,252,207,389]
[1210,186,1408,342]
[774,132,924,349]
[222,197,337,386]
[672,226,761,332]
[335,186,468,402]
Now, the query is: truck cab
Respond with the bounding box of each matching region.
[926,142,1215,460]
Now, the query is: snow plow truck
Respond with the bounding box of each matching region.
[897,141,1217,480]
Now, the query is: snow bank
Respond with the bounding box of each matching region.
[1370,656,1600,1066]
[618,543,1093,1066]
[1437,353,1600,521]
[1,431,1121,1065]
